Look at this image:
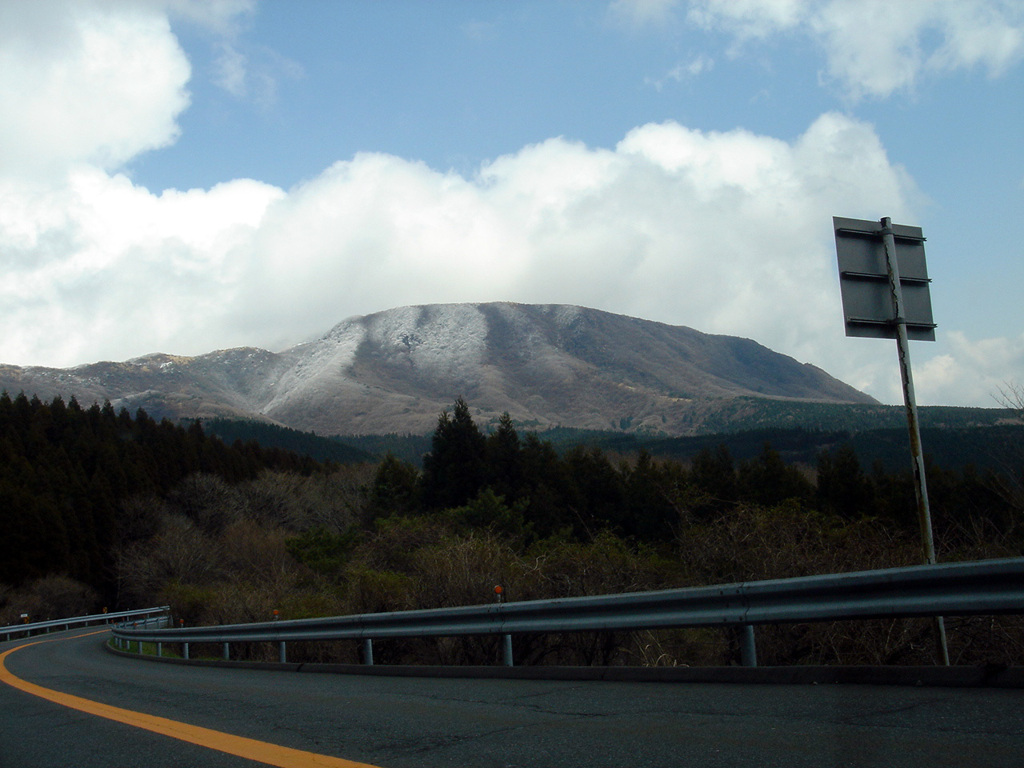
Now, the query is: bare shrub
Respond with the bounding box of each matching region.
[116,495,167,547]
[357,515,453,574]
[409,533,519,608]
[663,504,929,665]
[236,467,373,532]
[622,628,724,667]
[1,575,99,623]
[116,514,223,605]
[341,564,416,615]
[0,583,12,625]
[404,533,522,665]
[680,502,917,585]
[506,533,679,666]
[520,531,679,600]
[195,580,340,628]
[167,473,238,534]
[220,519,296,586]
[945,615,1024,666]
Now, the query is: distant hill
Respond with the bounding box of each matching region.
[536,422,1024,474]
[2,302,885,437]
[330,414,1022,472]
[202,418,375,465]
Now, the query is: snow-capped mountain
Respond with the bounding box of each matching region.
[0,303,876,435]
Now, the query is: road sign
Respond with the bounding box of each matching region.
[832,214,947,665]
[833,216,936,341]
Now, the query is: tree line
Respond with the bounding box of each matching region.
[2,394,1021,666]
[0,392,322,596]
[371,398,1018,549]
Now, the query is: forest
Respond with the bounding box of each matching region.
[2,392,1022,667]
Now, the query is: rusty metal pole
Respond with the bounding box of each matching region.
[879,217,949,665]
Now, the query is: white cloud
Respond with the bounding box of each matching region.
[917,331,1024,407]
[0,168,283,365]
[211,39,303,107]
[646,54,715,90]
[685,0,1024,99]
[0,0,261,179]
[608,0,682,28]
[0,1,191,178]
[687,0,805,40]
[1,108,932,400]
[213,42,249,97]
[162,0,256,35]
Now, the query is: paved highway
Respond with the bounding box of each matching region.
[1,628,1022,767]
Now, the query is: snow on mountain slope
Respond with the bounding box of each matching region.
[0,303,877,435]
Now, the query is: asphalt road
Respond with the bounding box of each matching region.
[1,628,1022,768]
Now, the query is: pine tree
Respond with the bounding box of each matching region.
[816,444,873,519]
[485,412,523,501]
[421,398,487,510]
[690,444,737,514]
[367,453,421,519]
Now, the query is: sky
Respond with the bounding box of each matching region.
[1,0,1022,408]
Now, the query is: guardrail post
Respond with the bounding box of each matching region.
[223,642,230,660]
[739,625,757,668]
[183,642,189,660]
[362,639,374,666]
[279,641,287,663]
[157,642,163,657]
[502,634,514,667]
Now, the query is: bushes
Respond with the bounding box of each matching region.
[0,392,357,601]
[98,400,1024,667]
[0,575,99,626]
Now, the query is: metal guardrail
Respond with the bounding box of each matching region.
[113,559,1024,667]
[2,606,170,642]
[117,615,171,631]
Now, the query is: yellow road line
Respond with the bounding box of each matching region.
[0,632,383,768]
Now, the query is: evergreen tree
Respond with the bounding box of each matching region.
[690,444,737,515]
[816,444,873,519]
[518,432,570,539]
[623,450,679,541]
[562,445,627,538]
[0,392,328,599]
[367,453,421,520]
[485,412,523,502]
[421,398,487,510]
[738,443,814,508]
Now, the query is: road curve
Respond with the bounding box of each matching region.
[2,628,1022,768]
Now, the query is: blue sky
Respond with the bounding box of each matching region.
[2,0,1022,408]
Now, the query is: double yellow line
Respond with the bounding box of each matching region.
[1,631,382,768]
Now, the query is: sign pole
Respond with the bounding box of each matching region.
[879,216,950,665]
[880,218,934,563]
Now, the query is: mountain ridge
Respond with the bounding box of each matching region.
[0,302,876,435]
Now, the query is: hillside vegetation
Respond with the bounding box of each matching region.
[2,394,1021,667]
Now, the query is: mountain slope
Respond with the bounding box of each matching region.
[0,303,875,435]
